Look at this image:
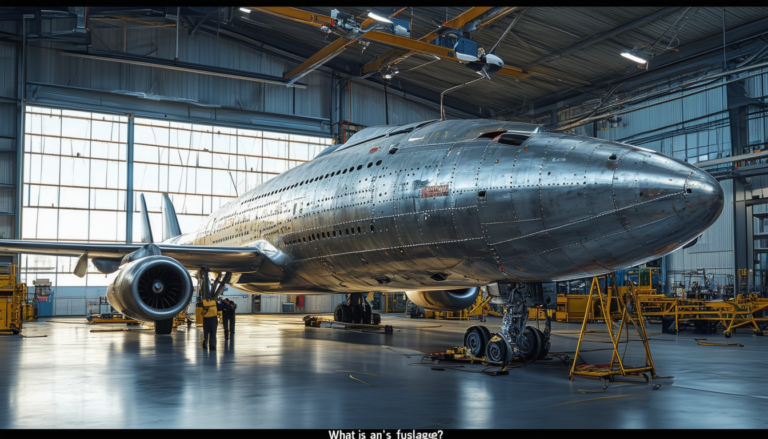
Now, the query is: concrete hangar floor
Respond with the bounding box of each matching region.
[0,314,765,429]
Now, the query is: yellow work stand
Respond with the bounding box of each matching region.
[570,276,658,381]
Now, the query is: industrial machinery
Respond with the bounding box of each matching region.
[0,264,28,334]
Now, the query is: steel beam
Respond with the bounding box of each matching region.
[26,83,331,138]
[249,7,332,28]
[282,16,376,86]
[526,7,678,67]
[15,16,28,240]
[60,50,308,88]
[126,115,134,244]
[284,38,358,86]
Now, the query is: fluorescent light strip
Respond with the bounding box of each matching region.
[621,52,647,64]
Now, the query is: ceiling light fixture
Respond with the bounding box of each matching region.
[239,8,251,14]
[368,12,392,24]
[621,46,647,64]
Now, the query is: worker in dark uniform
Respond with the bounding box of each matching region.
[221,298,233,340]
[200,296,221,350]
[222,298,238,338]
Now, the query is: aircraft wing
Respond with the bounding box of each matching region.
[0,239,271,273]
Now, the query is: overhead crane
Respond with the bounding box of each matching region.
[247,7,532,86]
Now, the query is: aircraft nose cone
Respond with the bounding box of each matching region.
[685,166,725,229]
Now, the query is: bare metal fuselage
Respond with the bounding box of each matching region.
[175,119,723,294]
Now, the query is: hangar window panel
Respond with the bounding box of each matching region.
[198,150,213,168]
[89,160,109,188]
[262,158,288,174]
[36,186,59,208]
[89,211,121,242]
[25,134,40,153]
[177,195,203,216]
[158,165,169,193]
[21,207,39,238]
[34,208,59,240]
[167,166,184,193]
[25,113,42,134]
[211,170,237,196]
[90,141,120,160]
[61,116,91,140]
[184,168,198,195]
[169,126,192,148]
[213,133,237,154]
[91,189,121,211]
[59,187,89,209]
[134,144,159,163]
[40,155,61,185]
[91,120,124,142]
[195,168,213,196]
[58,210,89,240]
[189,129,212,151]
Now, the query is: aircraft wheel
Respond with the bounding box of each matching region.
[371,313,381,325]
[362,303,373,325]
[477,325,492,346]
[530,327,550,360]
[724,331,732,338]
[486,334,509,363]
[464,326,487,358]
[334,304,352,323]
[155,318,174,334]
[351,304,363,323]
[517,327,541,362]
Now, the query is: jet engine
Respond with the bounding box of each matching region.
[106,255,193,322]
[405,287,480,311]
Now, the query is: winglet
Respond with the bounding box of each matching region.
[139,194,154,244]
[161,193,182,241]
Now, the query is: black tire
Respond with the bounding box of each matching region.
[334,304,352,323]
[477,325,492,346]
[155,318,174,334]
[371,313,381,325]
[464,326,487,358]
[486,335,509,363]
[724,331,732,338]
[351,304,363,323]
[362,303,373,325]
[517,327,541,362]
[334,303,344,322]
[530,326,550,360]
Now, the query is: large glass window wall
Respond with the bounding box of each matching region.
[20,106,331,312]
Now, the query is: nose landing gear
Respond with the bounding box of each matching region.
[464,282,553,364]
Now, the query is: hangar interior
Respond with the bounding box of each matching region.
[1,6,768,430]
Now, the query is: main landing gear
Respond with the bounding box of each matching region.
[334,293,381,325]
[464,282,552,363]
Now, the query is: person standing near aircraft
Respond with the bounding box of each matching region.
[201,297,221,350]
[221,298,233,340]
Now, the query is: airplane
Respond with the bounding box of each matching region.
[0,118,724,363]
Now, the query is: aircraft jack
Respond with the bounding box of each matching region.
[569,276,660,382]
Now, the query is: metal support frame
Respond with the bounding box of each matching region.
[125,115,134,244]
[570,276,658,381]
[14,16,28,242]
[362,6,497,75]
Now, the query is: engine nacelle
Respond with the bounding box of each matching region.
[107,256,193,322]
[405,287,480,311]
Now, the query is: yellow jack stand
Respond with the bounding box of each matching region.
[570,275,658,381]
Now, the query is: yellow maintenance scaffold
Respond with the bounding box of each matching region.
[0,263,29,334]
[570,275,658,381]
